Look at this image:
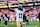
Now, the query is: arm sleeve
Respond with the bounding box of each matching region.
[8,7,15,12]
[7,2,15,12]
[1,15,3,17]
[25,7,33,12]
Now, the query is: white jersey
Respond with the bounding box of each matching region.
[3,14,8,21]
[14,8,26,21]
[10,15,14,19]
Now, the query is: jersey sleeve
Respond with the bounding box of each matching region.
[23,8,26,12]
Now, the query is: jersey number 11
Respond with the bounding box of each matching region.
[19,13,22,18]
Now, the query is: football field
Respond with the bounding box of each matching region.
[0,21,39,27]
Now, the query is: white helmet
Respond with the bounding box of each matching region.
[18,4,22,7]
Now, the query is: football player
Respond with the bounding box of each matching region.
[8,5,33,27]
[7,1,33,27]
[1,14,8,27]
[23,8,32,27]
[25,12,29,25]
[8,4,26,27]
[23,14,26,27]
[10,14,14,24]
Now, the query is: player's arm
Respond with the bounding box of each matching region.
[5,14,8,18]
[25,7,33,16]
[1,15,4,19]
[8,7,15,12]
[25,7,33,12]
[7,1,15,12]
[25,1,35,12]
[1,15,3,17]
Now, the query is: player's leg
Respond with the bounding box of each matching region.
[13,18,15,23]
[5,21,7,27]
[26,16,29,25]
[3,20,5,26]
[0,19,1,22]
[23,22,26,27]
[20,21,23,27]
[39,19,40,22]
[26,20,29,25]
[11,19,13,24]
[10,18,12,24]
[16,21,20,27]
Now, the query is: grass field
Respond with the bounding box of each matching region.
[0,21,39,27]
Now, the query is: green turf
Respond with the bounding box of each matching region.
[27,21,39,27]
[0,21,39,27]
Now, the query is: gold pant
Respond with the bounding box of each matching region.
[16,21,23,27]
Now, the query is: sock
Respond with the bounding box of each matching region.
[21,26,22,27]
